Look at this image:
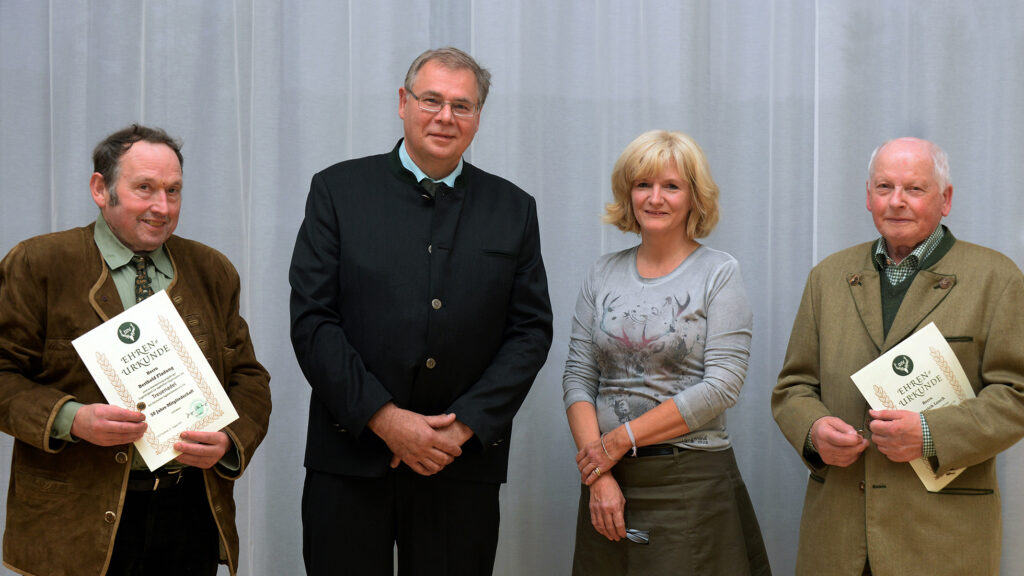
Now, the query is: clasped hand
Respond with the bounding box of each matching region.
[369,403,472,476]
[811,409,923,467]
[868,409,924,462]
[576,435,621,486]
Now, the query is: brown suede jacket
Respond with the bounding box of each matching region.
[0,224,271,576]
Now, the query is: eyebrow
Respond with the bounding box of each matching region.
[131,176,183,188]
[418,90,474,104]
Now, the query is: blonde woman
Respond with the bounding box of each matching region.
[562,130,770,575]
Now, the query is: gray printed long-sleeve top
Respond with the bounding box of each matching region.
[562,245,752,451]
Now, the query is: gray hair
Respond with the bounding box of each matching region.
[868,137,951,190]
[404,47,492,109]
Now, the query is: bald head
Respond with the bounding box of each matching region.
[865,137,953,262]
[868,137,950,190]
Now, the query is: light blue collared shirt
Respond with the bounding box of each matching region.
[399,139,463,187]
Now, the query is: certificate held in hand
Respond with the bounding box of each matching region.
[850,322,975,492]
[73,290,238,470]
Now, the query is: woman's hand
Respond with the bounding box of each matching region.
[588,473,627,541]
[576,432,623,486]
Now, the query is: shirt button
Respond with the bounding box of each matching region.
[104,511,117,523]
[425,358,437,369]
[427,244,433,254]
[431,299,442,310]
[858,481,866,492]
[115,451,129,464]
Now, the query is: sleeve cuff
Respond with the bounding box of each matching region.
[218,441,241,472]
[804,427,817,454]
[920,413,935,458]
[51,401,84,442]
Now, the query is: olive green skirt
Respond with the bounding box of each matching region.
[572,447,771,576]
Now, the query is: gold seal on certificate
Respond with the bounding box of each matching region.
[72,290,238,470]
[850,322,974,492]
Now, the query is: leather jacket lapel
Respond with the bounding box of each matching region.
[87,250,124,322]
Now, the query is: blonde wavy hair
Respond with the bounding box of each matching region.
[604,130,720,239]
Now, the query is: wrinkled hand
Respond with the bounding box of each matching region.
[387,417,474,470]
[811,416,869,467]
[70,404,147,446]
[433,418,474,450]
[369,404,463,476]
[869,409,923,462]
[175,430,231,469]
[576,435,621,486]
[588,473,626,541]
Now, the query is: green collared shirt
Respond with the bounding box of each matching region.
[873,224,945,286]
[93,215,174,303]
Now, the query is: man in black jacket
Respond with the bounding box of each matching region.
[289,47,553,575]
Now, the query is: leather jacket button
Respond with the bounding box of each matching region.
[431,299,442,310]
[115,451,129,464]
[104,511,116,523]
[425,358,437,369]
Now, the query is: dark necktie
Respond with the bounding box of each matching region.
[132,255,153,303]
[420,178,442,197]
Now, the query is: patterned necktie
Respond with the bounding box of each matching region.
[132,255,153,303]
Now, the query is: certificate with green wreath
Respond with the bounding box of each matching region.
[850,322,975,492]
[72,290,238,470]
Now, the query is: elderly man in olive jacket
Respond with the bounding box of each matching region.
[773,137,1024,576]
[0,125,271,576]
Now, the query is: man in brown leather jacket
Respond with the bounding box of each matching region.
[0,124,272,576]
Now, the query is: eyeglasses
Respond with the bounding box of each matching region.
[625,529,649,545]
[407,89,478,118]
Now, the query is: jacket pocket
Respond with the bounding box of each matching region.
[14,468,72,499]
[936,487,994,496]
[482,248,517,259]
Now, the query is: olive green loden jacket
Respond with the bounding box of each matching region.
[0,224,272,576]
[773,237,1024,576]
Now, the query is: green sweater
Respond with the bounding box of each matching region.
[875,227,957,338]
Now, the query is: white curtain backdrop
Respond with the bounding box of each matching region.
[2,1,1023,574]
